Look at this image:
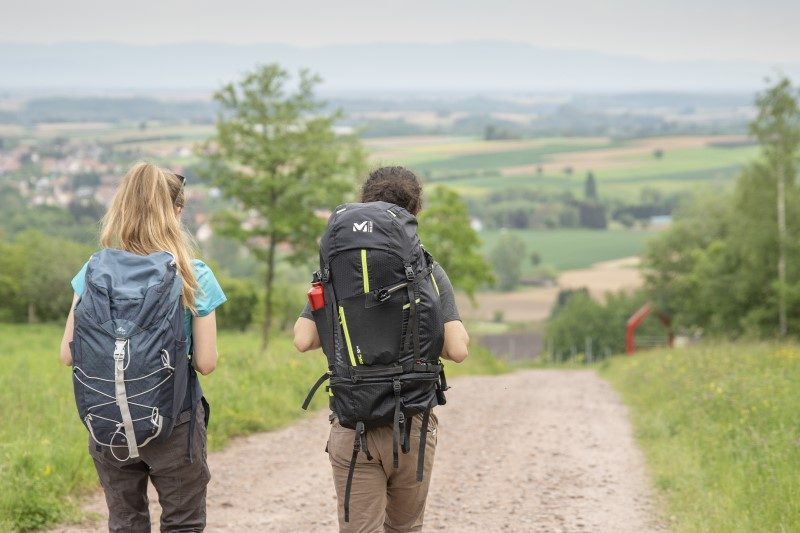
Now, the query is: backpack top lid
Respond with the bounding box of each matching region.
[88,249,178,300]
[320,201,420,262]
[81,249,183,338]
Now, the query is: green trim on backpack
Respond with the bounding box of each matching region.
[339,306,358,366]
[361,249,370,293]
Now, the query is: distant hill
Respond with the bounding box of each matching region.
[1,41,798,92]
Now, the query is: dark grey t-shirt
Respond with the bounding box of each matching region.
[299,263,461,323]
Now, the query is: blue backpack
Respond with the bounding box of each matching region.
[70,249,193,461]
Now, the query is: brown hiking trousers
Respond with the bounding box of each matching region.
[327,412,438,533]
[88,404,210,533]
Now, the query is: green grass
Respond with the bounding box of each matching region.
[479,228,653,271]
[0,323,503,531]
[601,343,800,532]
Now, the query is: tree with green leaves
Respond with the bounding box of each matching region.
[417,186,493,300]
[489,233,526,291]
[200,64,367,348]
[643,77,800,338]
[584,171,597,200]
[750,77,800,337]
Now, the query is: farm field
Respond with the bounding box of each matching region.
[457,256,643,324]
[602,343,800,532]
[366,134,757,200]
[478,228,654,272]
[0,324,504,531]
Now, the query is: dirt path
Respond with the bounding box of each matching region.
[56,370,664,532]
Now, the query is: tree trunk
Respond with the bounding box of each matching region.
[777,163,787,337]
[261,236,277,351]
[27,301,36,324]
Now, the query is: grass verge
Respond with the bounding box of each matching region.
[600,343,800,532]
[0,323,503,531]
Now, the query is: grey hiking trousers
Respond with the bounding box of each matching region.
[89,404,210,533]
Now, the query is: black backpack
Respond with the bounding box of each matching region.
[302,201,448,521]
[71,249,197,462]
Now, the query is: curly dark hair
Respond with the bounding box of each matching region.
[359,166,423,215]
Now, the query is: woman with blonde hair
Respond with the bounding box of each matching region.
[60,162,226,532]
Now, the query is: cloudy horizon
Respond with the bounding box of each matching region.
[2,0,799,63]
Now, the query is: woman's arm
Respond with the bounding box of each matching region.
[59,294,80,366]
[192,311,219,375]
[440,320,470,363]
[293,317,321,352]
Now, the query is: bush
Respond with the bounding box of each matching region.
[214,277,259,331]
[546,289,663,360]
[0,231,91,323]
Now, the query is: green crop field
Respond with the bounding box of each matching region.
[369,136,758,200]
[478,228,654,271]
[602,343,800,532]
[0,324,504,532]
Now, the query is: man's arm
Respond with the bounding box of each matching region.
[293,312,321,352]
[442,320,469,363]
[433,264,469,363]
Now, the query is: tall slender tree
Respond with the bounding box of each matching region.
[200,64,366,349]
[584,171,598,200]
[750,77,800,337]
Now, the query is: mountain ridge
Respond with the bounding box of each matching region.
[1,41,797,92]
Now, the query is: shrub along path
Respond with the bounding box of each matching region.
[54,370,664,532]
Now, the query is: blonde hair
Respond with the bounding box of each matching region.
[100,162,199,313]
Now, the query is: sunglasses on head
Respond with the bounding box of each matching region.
[175,173,187,187]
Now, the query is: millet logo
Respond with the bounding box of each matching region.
[353,221,373,233]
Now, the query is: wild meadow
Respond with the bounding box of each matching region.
[602,343,800,532]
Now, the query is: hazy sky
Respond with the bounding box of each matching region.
[3,0,798,63]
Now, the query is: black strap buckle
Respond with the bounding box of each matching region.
[404,265,415,281]
[393,379,402,394]
[376,288,390,302]
[321,268,330,282]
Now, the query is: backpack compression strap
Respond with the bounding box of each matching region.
[392,379,404,469]
[302,371,331,410]
[113,339,140,460]
[403,264,434,360]
[416,398,436,482]
[344,421,372,523]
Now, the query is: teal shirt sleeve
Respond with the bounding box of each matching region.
[71,261,89,296]
[192,260,227,316]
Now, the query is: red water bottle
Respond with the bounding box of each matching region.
[308,273,325,311]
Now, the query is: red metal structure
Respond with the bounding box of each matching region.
[626,303,673,354]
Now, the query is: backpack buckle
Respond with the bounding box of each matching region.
[393,380,402,394]
[376,289,390,302]
[404,265,415,281]
[321,268,330,283]
[113,339,127,362]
